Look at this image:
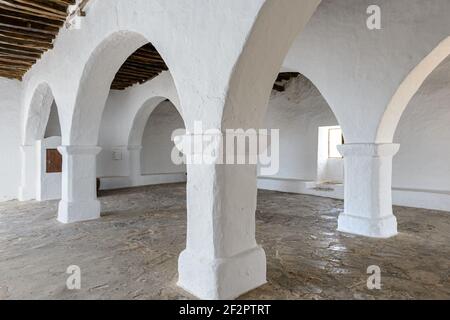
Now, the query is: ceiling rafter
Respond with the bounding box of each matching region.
[0,1,169,91]
[111,43,169,90]
[0,0,75,80]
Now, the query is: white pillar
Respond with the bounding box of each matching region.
[57,146,102,224]
[177,134,266,300]
[128,145,142,187]
[18,145,37,201]
[337,143,400,238]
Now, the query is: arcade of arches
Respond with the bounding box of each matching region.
[0,0,449,300]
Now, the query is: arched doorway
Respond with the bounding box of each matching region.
[140,100,186,184]
[37,101,62,201]
[20,83,62,202]
[259,72,345,192]
[59,30,180,224]
[124,97,186,188]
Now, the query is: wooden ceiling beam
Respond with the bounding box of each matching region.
[0,16,60,34]
[120,63,166,73]
[0,0,67,20]
[0,42,44,54]
[0,27,55,41]
[0,0,71,79]
[0,46,41,58]
[0,39,49,51]
[0,34,53,49]
[110,43,169,90]
[0,8,64,27]
[0,65,30,73]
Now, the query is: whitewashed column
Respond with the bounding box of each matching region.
[337,143,400,238]
[127,145,142,187]
[176,133,266,300]
[18,145,37,201]
[57,145,101,224]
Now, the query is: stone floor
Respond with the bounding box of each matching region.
[0,183,449,300]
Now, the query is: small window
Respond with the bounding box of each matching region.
[328,128,344,158]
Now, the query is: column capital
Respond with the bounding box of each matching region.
[337,143,400,158]
[57,145,102,156]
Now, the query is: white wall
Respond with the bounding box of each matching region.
[317,126,344,183]
[393,56,450,193]
[96,72,182,181]
[0,78,22,201]
[263,74,339,181]
[141,100,186,175]
[98,90,132,149]
[97,90,131,178]
[97,89,186,190]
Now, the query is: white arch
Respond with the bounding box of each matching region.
[97,71,182,148]
[128,97,183,148]
[22,82,59,146]
[21,0,192,146]
[126,98,186,187]
[96,72,183,188]
[19,82,63,201]
[377,36,450,142]
[280,0,450,143]
[69,30,152,145]
[221,0,321,129]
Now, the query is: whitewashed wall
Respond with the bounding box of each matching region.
[0,78,22,201]
[97,91,186,190]
[141,101,186,175]
[262,75,338,181]
[97,89,130,179]
[393,56,450,193]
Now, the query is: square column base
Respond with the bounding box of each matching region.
[57,200,101,224]
[338,213,398,238]
[178,246,267,300]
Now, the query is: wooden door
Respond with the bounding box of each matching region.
[46,149,62,173]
